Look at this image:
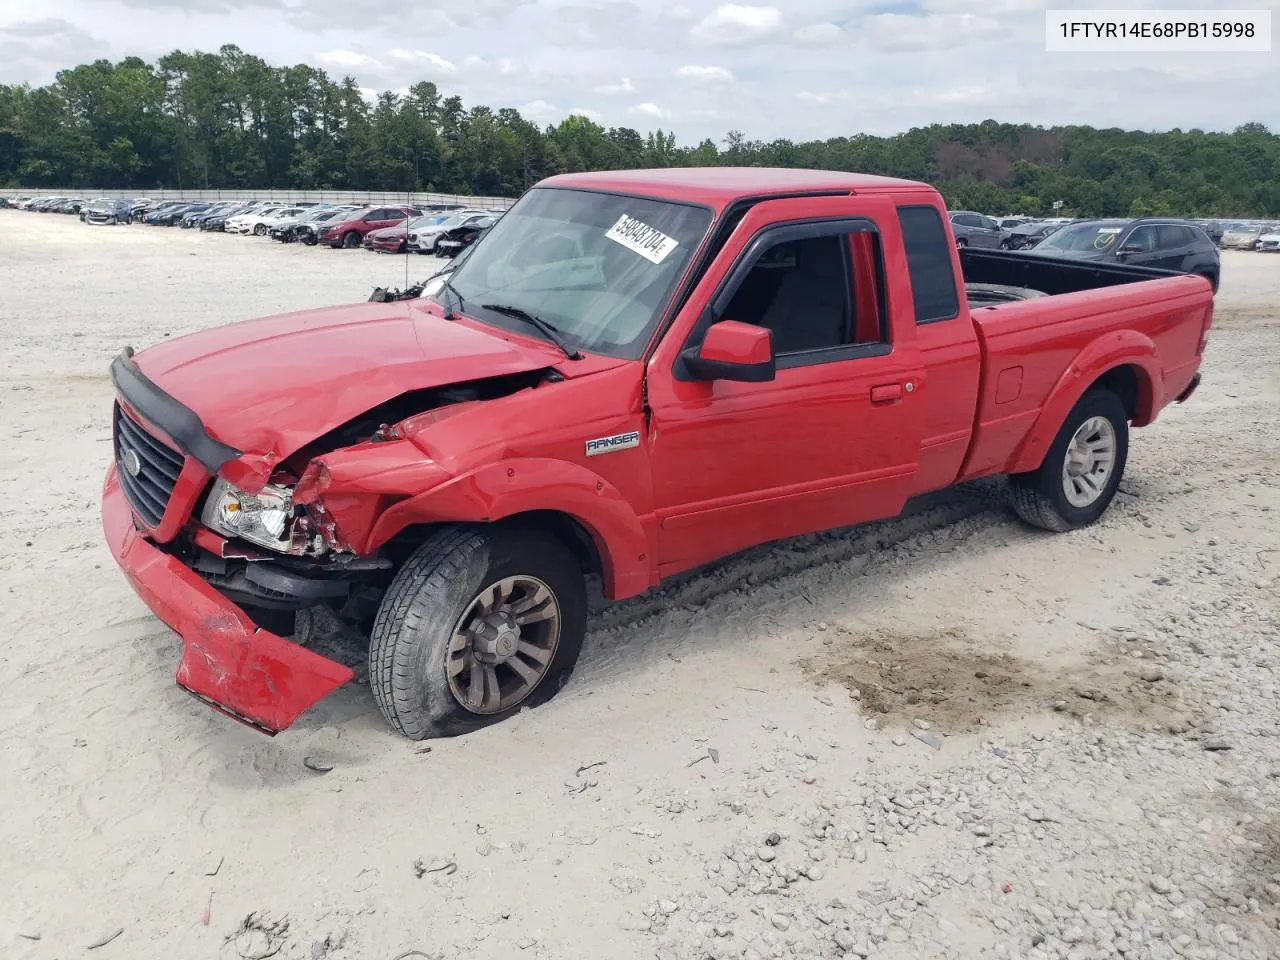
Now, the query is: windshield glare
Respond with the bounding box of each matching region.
[1035,222,1127,252]
[444,187,712,359]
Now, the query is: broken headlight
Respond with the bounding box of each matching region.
[201,478,296,553]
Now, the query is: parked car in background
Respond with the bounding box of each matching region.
[146,202,212,226]
[200,204,252,232]
[998,217,1033,230]
[276,207,354,244]
[363,213,450,253]
[1253,225,1280,252]
[0,197,10,209]
[949,210,1007,248]
[1027,218,1220,291]
[406,210,490,254]
[270,206,349,243]
[253,207,309,236]
[84,198,135,225]
[317,205,420,248]
[229,206,305,235]
[183,202,241,228]
[434,215,498,257]
[1003,220,1063,250]
[1219,224,1267,250]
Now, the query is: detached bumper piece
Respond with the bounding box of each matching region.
[102,466,354,735]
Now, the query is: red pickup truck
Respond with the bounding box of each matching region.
[102,168,1212,739]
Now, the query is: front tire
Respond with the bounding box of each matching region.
[369,526,587,740]
[253,223,267,236]
[955,237,968,248]
[1008,388,1129,533]
[342,231,361,249]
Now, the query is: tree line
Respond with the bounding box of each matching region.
[1,45,1277,218]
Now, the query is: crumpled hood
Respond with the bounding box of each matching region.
[131,300,560,460]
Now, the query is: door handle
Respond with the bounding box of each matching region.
[871,383,904,403]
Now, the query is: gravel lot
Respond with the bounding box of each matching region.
[1,213,1277,960]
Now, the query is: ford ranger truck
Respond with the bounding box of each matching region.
[101,168,1212,739]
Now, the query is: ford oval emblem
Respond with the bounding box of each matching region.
[121,448,142,477]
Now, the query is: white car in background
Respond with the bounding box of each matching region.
[229,206,306,236]
[405,209,491,254]
[1256,227,1280,252]
[254,207,311,234]
[225,206,282,234]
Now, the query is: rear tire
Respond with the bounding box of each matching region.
[369,526,587,740]
[1008,388,1129,533]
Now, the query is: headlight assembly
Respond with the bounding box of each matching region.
[201,478,296,553]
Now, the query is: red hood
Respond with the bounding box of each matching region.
[368,225,407,240]
[131,301,571,460]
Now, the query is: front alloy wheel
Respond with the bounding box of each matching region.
[446,576,561,714]
[369,526,587,739]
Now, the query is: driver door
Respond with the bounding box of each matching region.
[646,197,926,576]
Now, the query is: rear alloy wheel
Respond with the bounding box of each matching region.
[342,231,361,249]
[1008,388,1129,532]
[369,526,587,739]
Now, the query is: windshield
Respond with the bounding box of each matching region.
[1034,222,1128,252]
[444,186,712,360]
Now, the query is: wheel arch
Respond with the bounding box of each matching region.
[365,459,655,601]
[1007,334,1160,476]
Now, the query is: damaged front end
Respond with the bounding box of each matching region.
[104,344,557,734]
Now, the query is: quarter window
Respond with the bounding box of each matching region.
[898,205,961,324]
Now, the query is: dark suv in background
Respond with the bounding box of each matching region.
[948,210,1007,248]
[1026,218,1220,292]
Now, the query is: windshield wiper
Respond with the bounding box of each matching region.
[480,303,582,360]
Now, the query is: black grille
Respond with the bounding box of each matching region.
[113,403,185,527]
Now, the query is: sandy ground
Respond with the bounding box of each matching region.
[1,213,1277,960]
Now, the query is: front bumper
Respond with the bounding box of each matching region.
[102,465,354,734]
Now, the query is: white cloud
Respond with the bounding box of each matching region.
[691,4,782,45]
[675,65,734,82]
[317,49,381,69]
[596,77,636,95]
[797,90,850,105]
[387,49,458,74]
[794,22,844,45]
[629,102,669,119]
[863,12,1000,51]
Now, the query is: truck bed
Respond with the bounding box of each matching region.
[954,250,1213,482]
[958,247,1183,296]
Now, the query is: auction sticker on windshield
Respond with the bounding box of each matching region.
[605,214,679,264]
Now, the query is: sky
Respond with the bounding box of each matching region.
[1,0,1277,143]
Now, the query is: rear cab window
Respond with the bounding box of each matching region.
[897,205,961,324]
